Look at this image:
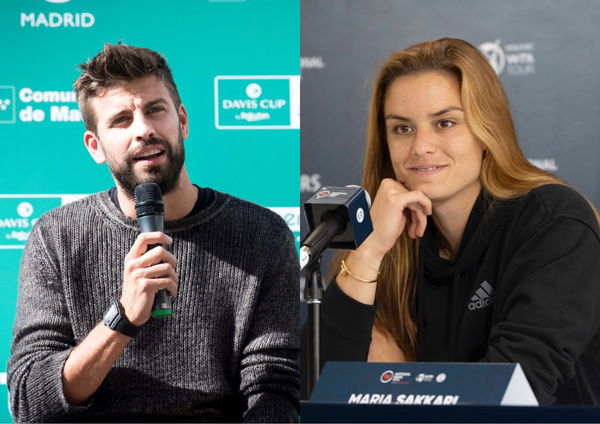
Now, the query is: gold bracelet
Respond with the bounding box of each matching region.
[340,259,379,284]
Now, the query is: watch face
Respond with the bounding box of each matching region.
[103,301,121,328]
[103,300,139,337]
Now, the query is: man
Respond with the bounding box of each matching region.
[7,43,299,422]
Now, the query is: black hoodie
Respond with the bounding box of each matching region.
[316,184,600,405]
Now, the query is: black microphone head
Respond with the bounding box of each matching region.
[134,183,164,218]
[303,186,372,250]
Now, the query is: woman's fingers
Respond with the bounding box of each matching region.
[406,201,429,238]
[368,179,433,250]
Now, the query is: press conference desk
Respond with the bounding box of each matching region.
[301,401,600,422]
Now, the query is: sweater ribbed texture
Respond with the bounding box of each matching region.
[8,190,300,423]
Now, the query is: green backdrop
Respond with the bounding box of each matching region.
[0,0,299,421]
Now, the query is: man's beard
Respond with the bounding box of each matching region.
[104,132,185,199]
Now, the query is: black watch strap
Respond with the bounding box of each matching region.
[103,300,141,338]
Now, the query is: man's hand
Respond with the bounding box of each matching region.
[63,231,178,405]
[120,232,178,327]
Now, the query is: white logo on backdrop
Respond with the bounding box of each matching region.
[0,194,87,249]
[0,86,16,124]
[301,173,322,193]
[214,75,299,130]
[245,83,262,99]
[300,56,325,70]
[479,40,536,76]
[529,158,558,171]
[0,99,11,111]
[479,41,506,75]
[17,202,34,218]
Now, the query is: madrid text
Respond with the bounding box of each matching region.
[20,12,95,28]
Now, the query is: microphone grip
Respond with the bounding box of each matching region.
[139,216,172,318]
[152,289,172,318]
[145,242,172,318]
[146,242,172,318]
[138,215,164,233]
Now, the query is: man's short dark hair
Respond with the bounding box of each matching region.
[74,42,182,133]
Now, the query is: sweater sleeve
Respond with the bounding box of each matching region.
[319,279,378,368]
[7,220,90,422]
[239,228,300,423]
[482,216,600,405]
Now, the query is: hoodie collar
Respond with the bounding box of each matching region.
[422,191,505,283]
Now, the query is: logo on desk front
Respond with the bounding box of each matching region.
[415,373,434,383]
[380,370,393,383]
[380,370,410,384]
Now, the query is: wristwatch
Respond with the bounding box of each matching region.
[103,299,141,337]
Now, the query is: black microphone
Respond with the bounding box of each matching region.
[300,186,373,270]
[134,183,172,318]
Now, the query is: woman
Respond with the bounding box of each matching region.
[319,38,600,405]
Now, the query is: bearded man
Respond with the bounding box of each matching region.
[7,43,299,423]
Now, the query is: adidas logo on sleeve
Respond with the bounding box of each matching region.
[468,280,496,311]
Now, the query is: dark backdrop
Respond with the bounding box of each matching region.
[301,0,600,214]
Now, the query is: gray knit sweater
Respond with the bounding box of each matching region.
[7,189,300,423]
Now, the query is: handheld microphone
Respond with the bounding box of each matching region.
[134,183,172,318]
[300,186,373,270]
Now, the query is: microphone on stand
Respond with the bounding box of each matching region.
[300,185,373,270]
[301,185,373,392]
[134,182,172,318]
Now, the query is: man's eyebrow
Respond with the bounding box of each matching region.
[105,98,170,125]
[145,98,169,108]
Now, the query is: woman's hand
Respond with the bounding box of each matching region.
[336,179,432,305]
[367,178,433,257]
